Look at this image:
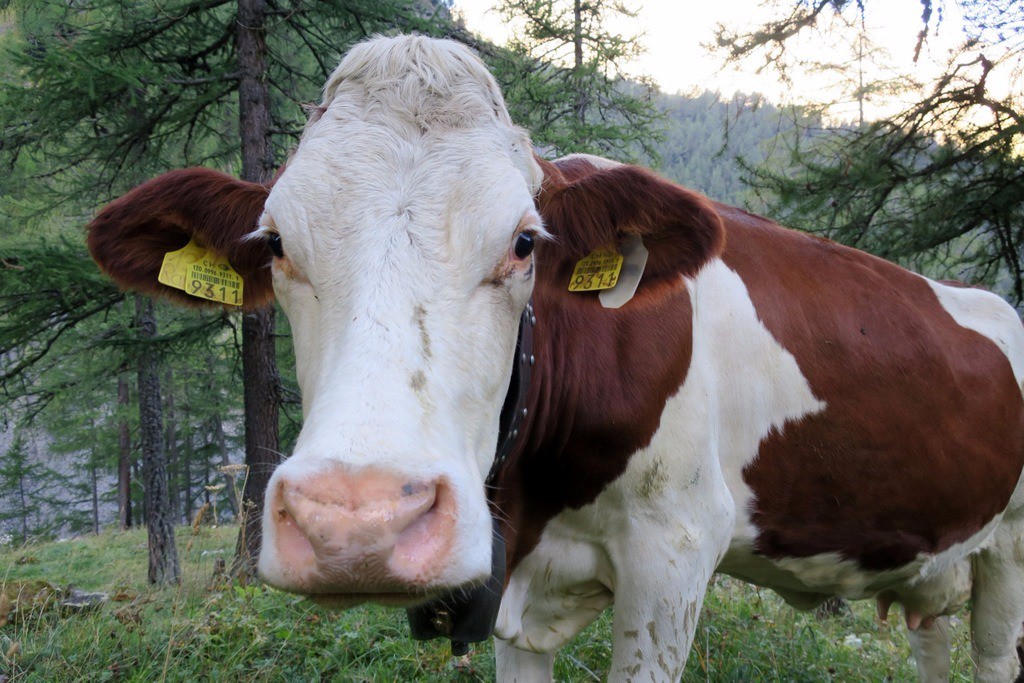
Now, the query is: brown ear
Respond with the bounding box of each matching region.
[86,168,273,310]
[535,157,725,289]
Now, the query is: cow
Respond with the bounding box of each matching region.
[86,35,1024,682]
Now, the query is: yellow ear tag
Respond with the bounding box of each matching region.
[568,248,623,292]
[158,238,244,306]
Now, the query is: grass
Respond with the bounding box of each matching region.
[0,526,976,681]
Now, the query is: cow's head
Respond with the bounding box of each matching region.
[86,35,724,606]
[252,37,546,603]
[89,36,542,604]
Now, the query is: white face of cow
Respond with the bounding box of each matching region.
[255,37,544,604]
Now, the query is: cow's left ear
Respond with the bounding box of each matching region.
[535,160,725,289]
[87,167,274,310]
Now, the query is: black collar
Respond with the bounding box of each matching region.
[406,300,536,655]
[489,300,535,484]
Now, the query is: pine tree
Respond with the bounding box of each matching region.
[0,431,58,543]
[716,0,1024,301]
[493,0,663,160]
[36,346,126,537]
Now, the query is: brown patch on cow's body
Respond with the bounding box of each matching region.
[495,157,725,570]
[498,277,696,568]
[718,205,1024,570]
[87,168,274,310]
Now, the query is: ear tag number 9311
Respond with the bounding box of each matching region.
[158,238,244,306]
[568,249,623,292]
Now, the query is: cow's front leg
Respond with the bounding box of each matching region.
[607,516,731,681]
[607,559,710,681]
[494,638,555,683]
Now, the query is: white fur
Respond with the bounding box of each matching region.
[555,152,623,170]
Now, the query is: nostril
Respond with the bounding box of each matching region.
[393,481,437,525]
[272,505,317,581]
[390,479,455,582]
[401,481,431,497]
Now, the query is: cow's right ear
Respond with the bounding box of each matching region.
[534,158,725,293]
[86,167,274,310]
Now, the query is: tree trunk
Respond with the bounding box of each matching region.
[90,457,100,535]
[17,472,28,541]
[234,309,280,578]
[204,457,211,505]
[182,417,194,525]
[211,413,240,517]
[164,369,182,524]
[573,0,585,127]
[206,355,239,517]
[134,293,180,585]
[573,0,583,69]
[117,370,133,530]
[233,0,281,581]
[132,459,144,528]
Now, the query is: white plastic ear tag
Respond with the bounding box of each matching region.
[598,236,648,309]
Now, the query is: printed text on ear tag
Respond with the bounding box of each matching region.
[158,238,244,306]
[568,249,623,292]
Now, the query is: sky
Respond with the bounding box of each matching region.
[451,0,970,117]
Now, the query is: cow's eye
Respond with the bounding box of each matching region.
[513,232,535,259]
[268,232,284,259]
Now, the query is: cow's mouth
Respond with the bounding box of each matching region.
[306,589,447,609]
[302,571,503,609]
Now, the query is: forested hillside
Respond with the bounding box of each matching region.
[654,90,804,209]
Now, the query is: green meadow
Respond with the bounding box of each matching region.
[0,525,977,681]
